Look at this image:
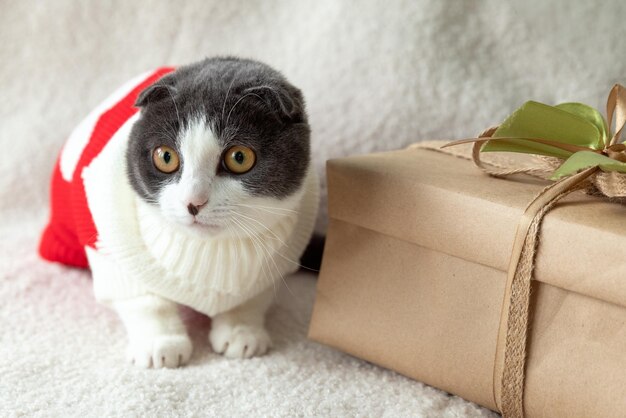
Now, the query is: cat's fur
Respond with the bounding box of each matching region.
[97,57,316,367]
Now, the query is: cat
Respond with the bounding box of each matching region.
[39,57,319,368]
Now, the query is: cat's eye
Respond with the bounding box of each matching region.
[223,145,256,174]
[153,145,180,173]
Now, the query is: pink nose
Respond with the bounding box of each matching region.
[187,199,208,216]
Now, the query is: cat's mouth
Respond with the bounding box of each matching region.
[190,219,222,232]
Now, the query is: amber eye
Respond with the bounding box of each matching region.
[152,146,180,173]
[223,145,256,174]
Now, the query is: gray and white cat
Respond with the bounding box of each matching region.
[78,57,318,367]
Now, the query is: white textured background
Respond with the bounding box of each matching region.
[1,0,625,416]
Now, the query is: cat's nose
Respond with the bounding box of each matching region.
[187,200,208,216]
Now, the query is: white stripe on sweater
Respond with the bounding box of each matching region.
[60,70,153,181]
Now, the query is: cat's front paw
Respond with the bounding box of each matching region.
[127,334,193,368]
[209,322,272,359]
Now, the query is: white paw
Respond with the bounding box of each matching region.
[209,323,272,359]
[127,334,193,368]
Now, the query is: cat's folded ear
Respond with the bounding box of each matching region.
[244,83,307,124]
[135,74,178,107]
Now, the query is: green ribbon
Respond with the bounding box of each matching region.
[476,84,626,180]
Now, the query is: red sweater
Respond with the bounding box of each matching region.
[39,67,175,268]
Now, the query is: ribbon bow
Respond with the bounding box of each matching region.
[444,85,626,418]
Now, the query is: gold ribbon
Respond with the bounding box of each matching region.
[469,85,626,418]
[411,84,626,417]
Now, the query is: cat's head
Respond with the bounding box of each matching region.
[126,57,310,238]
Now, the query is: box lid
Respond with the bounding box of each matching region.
[326,143,626,308]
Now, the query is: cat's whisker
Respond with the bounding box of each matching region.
[223,126,242,148]
[233,215,319,273]
[243,223,280,293]
[156,118,180,142]
[268,244,320,273]
[230,211,287,246]
[231,219,276,280]
[225,92,266,132]
[221,73,238,127]
[231,216,290,298]
[232,215,310,289]
[230,204,300,221]
[231,217,278,296]
[231,203,299,214]
[224,223,242,279]
[233,216,282,267]
[231,206,286,218]
[244,85,296,116]
[153,82,182,128]
[230,217,270,281]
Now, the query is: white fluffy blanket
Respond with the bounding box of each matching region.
[0,225,496,417]
[1,0,625,416]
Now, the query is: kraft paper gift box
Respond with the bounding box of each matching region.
[308,138,626,417]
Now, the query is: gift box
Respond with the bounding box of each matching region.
[308,137,626,417]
